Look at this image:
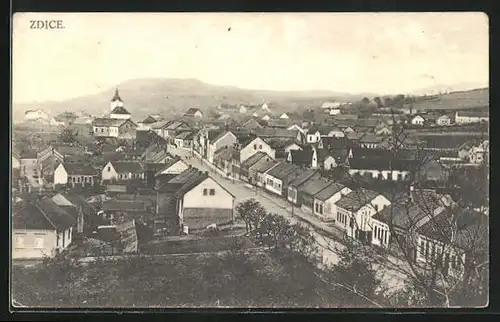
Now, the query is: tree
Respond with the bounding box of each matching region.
[235,199,267,234]
[361,97,370,105]
[260,213,291,248]
[58,127,77,144]
[373,97,383,108]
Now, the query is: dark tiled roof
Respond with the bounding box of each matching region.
[289,169,321,188]
[135,130,168,146]
[92,118,128,127]
[360,134,385,144]
[214,146,239,162]
[254,128,299,139]
[241,151,267,168]
[348,158,419,172]
[335,188,382,212]
[290,148,313,166]
[320,136,350,150]
[13,197,76,231]
[416,209,488,250]
[174,131,195,140]
[251,158,278,173]
[63,163,97,175]
[103,200,148,212]
[184,108,202,116]
[315,183,347,201]
[298,177,334,197]
[110,161,144,173]
[207,129,224,141]
[110,106,131,115]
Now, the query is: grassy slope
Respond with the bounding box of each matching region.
[411,88,489,111]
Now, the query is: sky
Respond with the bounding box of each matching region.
[12,12,489,103]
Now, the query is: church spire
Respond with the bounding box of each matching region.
[111,88,122,102]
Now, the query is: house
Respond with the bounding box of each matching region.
[142,146,173,164]
[415,159,450,184]
[19,150,38,177]
[459,140,489,164]
[151,120,192,139]
[347,158,418,181]
[153,158,189,177]
[321,102,341,115]
[248,156,278,186]
[207,131,238,163]
[298,177,334,212]
[52,192,99,234]
[109,106,132,120]
[327,126,345,138]
[252,112,259,118]
[284,141,303,154]
[155,167,235,233]
[173,131,195,149]
[370,188,453,249]
[359,134,386,149]
[318,148,350,170]
[313,183,352,221]
[263,162,303,197]
[261,103,270,111]
[239,137,275,163]
[135,130,168,150]
[12,197,76,259]
[213,146,239,176]
[243,118,265,130]
[346,132,365,146]
[287,169,322,205]
[267,118,293,129]
[455,111,489,124]
[184,108,203,118]
[239,105,247,114]
[92,118,137,139]
[305,125,322,144]
[287,146,318,168]
[262,114,271,121]
[102,161,145,183]
[334,189,391,242]
[375,124,392,136]
[53,163,98,187]
[239,152,268,183]
[24,109,50,123]
[436,114,452,126]
[415,208,488,278]
[411,115,426,126]
[138,115,163,129]
[12,152,20,169]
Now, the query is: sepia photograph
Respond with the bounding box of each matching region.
[10,12,489,309]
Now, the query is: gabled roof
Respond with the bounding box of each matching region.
[335,188,382,212]
[174,130,195,140]
[321,136,350,150]
[315,183,347,201]
[254,128,299,139]
[135,130,168,146]
[110,106,131,115]
[289,169,320,188]
[13,197,76,231]
[348,158,419,172]
[62,163,97,175]
[211,131,235,144]
[141,115,163,124]
[241,151,268,168]
[298,177,333,196]
[109,161,144,173]
[360,134,385,144]
[290,148,314,166]
[252,158,278,173]
[184,108,202,116]
[214,146,239,162]
[103,199,148,212]
[266,162,302,181]
[92,118,129,127]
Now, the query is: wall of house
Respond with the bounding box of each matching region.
[371,219,390,247]
[110,113,131,120]
[101,163,118,181]
[416,234,466,278]
[12,156,21,169]
[285,144,302,154]
[437,117,451,126]
[12,229,57,259]
[335,207,353,236]
[240,138,275,163]
[182,177,234,209]
[208,133,237,163]
[20,158,38,176]
[93,126,119,137]
[324,156,337,170]
[287,187,299,204]
[328,130,345,137]
[411,117,425,125]
[53,164,68,185]
[380,170,411,181]
[264,175,283,196]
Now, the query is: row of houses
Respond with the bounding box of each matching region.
[409,110,489,127]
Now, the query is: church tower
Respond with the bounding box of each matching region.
[110,88,124,111]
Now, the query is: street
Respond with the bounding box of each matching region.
[169,147,409,294]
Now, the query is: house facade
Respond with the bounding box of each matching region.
[313,183,352,221]
[455,111,489,124]
[240,137,275,163]
[207,131,238,163]
[436,115,452,126]
[411,115,426,126]
[53,163,98,187]
[92,118,137,138]
[101,161,145,182]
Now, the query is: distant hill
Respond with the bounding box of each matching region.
[411,87,489,111]
[12,78,370,122]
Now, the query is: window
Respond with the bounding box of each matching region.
[101,128,104,132]
[203,188,208,196]
[259,145,262,149]
[374,204,379,212]
[425,241,430,258]
[34,236,44,248]
[72,177,76,183]
[420,240,425,255]
[107,166,111,172]
[319,204,323,214]
[254,144,257,150]
[209,189,215,196]
[62,231,65,248]
[15,235,25,247]
[68,228,72,240]
[315,203,319,212]
[375,226,379,239]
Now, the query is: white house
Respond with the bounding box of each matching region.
[347,158,416,181]
[305,126,322,144]
[455,111,489,124]
[239,105,247,114]
[287,124,305,133]
[239,137,275,163]
[284,142,303,154]
[101,161,145,182]
[24,109,50,122]
[280,113,290,119]
[262,115,271,121]
[12,152,20,169]
[184,108,204,118]
[53,163,98,187]
[263,162,302,197]
[334,189,391,242]
[321,102,342,115]
[252,112,259,118]
[207,131,238,163]
[313,183,352,221]
[92,118,137,138]
[436,115,452,126]
[411,115,426,126]
[12,198,75,259]
[261,103,270,111]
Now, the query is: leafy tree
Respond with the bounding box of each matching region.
[58,127,77,144]
[361,97,370,105]
[235,199,267,234]
[373,97,383,108]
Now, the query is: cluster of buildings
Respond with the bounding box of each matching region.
[12,91,488,277]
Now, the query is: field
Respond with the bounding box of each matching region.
[412,88,488,111]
